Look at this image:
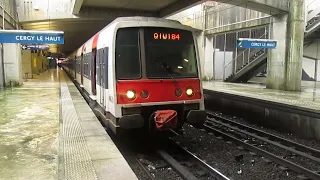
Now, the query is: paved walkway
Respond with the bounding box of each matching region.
[203,81,320,111]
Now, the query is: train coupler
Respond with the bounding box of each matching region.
[153,110,178,131]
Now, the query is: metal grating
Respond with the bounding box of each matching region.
[58,74,98,180]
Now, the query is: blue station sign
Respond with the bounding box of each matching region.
[0,30,64,44]
[21,44,50,50]
[237,38,277,49]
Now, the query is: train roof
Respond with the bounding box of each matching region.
[111,16,182,25]
[67,16,194,58]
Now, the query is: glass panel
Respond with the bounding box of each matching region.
[115,28,141,79]
[144,27,198,79]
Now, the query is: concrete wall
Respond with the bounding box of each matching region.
[167,4,204,30]
[167,1,271,34]
[0,0,19,89]
[3,43,23,86]
[205,3,270,35]
[0,44,3,88]
[31,51,47,75]
[304,41,320,59]
[16,0,76,22]
[303,41,320,81]
[204,91,320,140]
[21,50,32,79]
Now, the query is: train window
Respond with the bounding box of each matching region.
[115,28,141,79]
[144,27,198,79]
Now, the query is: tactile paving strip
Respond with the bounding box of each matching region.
[58,74,98,180]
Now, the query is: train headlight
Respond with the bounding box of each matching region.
[186,87,194,97]
[126,90,136,100]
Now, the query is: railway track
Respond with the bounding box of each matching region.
[205,111,320,180]
[110,128,229,180]
[132,135,230,180]
[135,156,157,180]
[160,134,231,180]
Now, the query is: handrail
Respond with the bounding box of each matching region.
[0,5,18,23]
[205,16,271,31]
[234,50,267,75]
[224,32,267,68]
[0,4,19,30]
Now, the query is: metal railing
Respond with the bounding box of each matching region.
[0,4,20,30]
[167,3,271,32]
[224,33,267,79]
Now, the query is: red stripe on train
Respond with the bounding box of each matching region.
[116,79,201,104]
[92,33,100,49]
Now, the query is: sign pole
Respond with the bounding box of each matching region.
[2,7,4,30]
[0,5,4,88]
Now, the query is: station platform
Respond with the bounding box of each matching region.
[202,81,320,140]
[0,69,137,180]
[59,70,137,180]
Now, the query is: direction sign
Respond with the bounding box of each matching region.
[21,44,50,50]
[237,38,277,49]
[0,30,64,44]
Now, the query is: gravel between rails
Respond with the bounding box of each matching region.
[137,153,183,180]
[213,111,320,151]
[173,124,300,180]
[208,117,320,172]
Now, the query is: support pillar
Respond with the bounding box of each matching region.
[3,43,23,87]
[285,0,305,91]
[266,14,288,90]
[196,31,206,80]
[0,44,4,88]
[267,0,305,91]
[204,36,214,80]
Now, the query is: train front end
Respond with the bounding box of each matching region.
[115,26,206,132]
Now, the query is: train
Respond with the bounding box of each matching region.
[61,16,206,134]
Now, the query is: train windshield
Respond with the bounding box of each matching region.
[144,27,198,79]
[115,28,141,79]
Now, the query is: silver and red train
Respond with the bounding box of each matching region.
[61,17,206,134]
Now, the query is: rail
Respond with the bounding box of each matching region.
[206,111,320,161]
[165,135,231,180]
[204,111,320,180]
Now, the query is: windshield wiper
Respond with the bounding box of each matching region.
[160,62,178,86]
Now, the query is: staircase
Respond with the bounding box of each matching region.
[224,6,320,83]
[224,48,267,82]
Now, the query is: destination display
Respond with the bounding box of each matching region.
[153,33,181,40]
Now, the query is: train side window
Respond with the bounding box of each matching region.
[115,28,141,79]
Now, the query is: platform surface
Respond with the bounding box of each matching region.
[0,70,60,180]
[59,70,138,180]
[0,69,137,180]
[202,81,320,111]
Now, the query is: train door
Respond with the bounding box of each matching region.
[91,49,97,95]
[74,56,77,78]
[100,49,105,107]
[81,54,84,84]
